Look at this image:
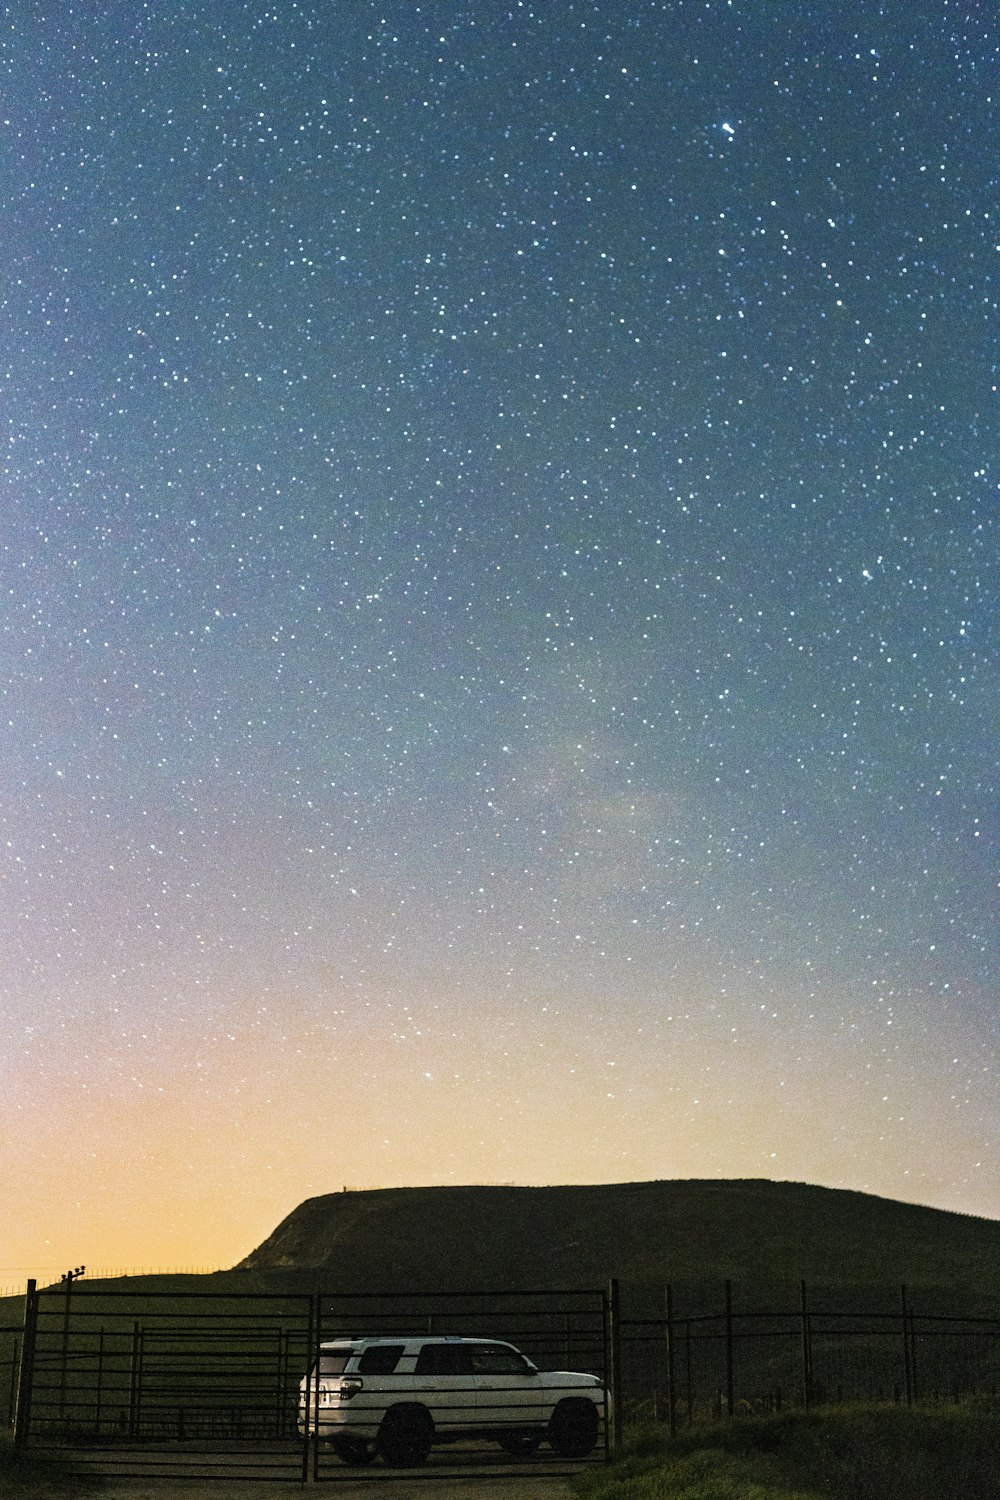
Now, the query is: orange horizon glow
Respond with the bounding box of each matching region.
[5,974,994,1288]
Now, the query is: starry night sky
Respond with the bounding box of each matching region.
[2,0,996,1279]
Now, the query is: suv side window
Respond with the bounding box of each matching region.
[469,1344,535,1375]
[414,1343,475,1375]
[357,1344,405,1375]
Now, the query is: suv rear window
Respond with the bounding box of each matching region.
[318,1348,352,1375]
[357,1344,405,1374]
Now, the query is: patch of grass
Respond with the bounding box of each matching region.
[580,1445,821,1500]
[577,1403,1000,1500]
[0,1433,103,1497]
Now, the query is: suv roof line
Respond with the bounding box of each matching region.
[319,1334,487,1345]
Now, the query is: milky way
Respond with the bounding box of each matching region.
[1,1,995,1278]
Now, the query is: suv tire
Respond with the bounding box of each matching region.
[330,1437,375,1466]
[376,1405,434,1467]
[548,1398,600,1458]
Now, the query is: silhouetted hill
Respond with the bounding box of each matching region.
[235,1180,1000,1299]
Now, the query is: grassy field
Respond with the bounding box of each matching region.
[4,1402,997,1500]
[576,1404,1000,1500]
[0,1434,100,1498]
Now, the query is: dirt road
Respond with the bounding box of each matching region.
[97,1481,576,1500]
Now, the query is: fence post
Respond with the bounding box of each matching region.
[606,1278,622,1452]
[303,1293,321,1484]
[7,1336,19,1428]
[128,1322,142,1437]
[724,1281,735,1418]
[907,1293,919,1404]
[300,1302,313,1484]
[685,1318,693,1427]
[900,1286,914,1407]
[276,1327,288,1438]
[13,1280,38,1452]
[95,1328,104,1433]
[800,1282,813,1410]
[664,1284,676,1437]
[60,1277,70,1421]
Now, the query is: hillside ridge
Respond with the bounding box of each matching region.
[236,1178,1000,1298]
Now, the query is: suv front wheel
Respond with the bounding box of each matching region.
[548,1398,599,1458]
[376,1405,435,1467]
[330,1437,375,1466]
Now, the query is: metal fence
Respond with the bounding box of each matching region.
[618,1281,1000,1430]
[6,1277,998,1481]
[7,1281,611,1482]
[12,1283,315,1482]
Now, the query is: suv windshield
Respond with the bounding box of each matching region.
[469,1344,535,1375]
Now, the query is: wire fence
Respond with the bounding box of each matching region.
[3,1276,997,1478]
[1,1268,218,1297]
[618,1281,1000,1430]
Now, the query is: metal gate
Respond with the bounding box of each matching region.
[12,1280,613,1482]
[14,1281,314,1482]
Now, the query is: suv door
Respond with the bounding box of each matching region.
[411,1342,479,1437]
[468,1343,543,1434]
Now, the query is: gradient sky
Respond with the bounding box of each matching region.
[1,0,996,1284]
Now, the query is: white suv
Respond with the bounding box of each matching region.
[298,1334,604,1466]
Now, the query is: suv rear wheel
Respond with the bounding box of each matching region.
[548,1398,599,1458]
[376,1405,434,1467]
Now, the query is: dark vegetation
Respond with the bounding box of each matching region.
[0,1431,100,1497]
[2,1182,996,1311]
[574,1404,1000,1500]
[236,1180,1000,1299]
